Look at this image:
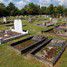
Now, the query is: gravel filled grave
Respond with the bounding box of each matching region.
[48,23,67,37]
[13,39,37,51]
[31,39,66,66]
[0,30,23,44]
[11,35,46,54]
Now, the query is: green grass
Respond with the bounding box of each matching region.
[60,49,67,67]
[0,44,44,67]
[0,25,8,30]
[55,48,67,67]
[22,20,45,35]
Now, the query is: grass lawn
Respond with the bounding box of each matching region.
[54,48,67,67]
[0,44,45,67]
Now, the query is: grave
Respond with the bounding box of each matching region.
[53,23,67,36]
[52,18,58,24]
[0,30,23,44]
[0,19,28,44]
[30,38,66,66]
[10,35,47,54]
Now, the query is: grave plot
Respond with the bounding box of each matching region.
[0,30,23,44]
[13,39,36,51]
[10,35,47,54]
[30,39,66,66]
[43,23,67,37]
[35,21,54,27]
[35,23,46,27]
[46,22,54,27]
[50,23,67,37]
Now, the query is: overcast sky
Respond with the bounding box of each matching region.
[0,0,67,9]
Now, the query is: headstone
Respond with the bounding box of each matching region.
[50,17,52,21]
[3,17,7,23]
[52,18,57,23]
[11,19,28,34]
[29,18,32,23]
[14,19,22,33]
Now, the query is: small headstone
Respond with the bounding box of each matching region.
[3,17,7,23]
[52,18,57,23]
[29,18,32,23]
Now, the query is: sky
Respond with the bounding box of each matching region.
[0,0,67,9]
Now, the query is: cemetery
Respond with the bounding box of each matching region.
[0,1,67,67]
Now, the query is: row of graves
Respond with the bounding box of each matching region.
[41,21,67,37]
[35,18,58,27]
[10,33,67,67]
[0,16,27,27]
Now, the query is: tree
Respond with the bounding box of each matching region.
[0,3,8,17]
[47,4,54,15]
[40,6,47,14]
[57,5,64,15]
[6,2,18,16]
[0,2,67,17]
[63,8,67,16]
[23,3,40,15]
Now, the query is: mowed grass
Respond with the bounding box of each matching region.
[54,48,67,67]
[22,20,45,35]
[0,44,44,67]
[0,25,8,30]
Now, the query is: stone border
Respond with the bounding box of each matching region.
[11,36,33,46]
[10,36,47,54]
[53,42,67,65]
[21,38,47,54]
[0,34,27,44]
[30,39,51,54]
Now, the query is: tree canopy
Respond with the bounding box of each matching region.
[0,2,67,17]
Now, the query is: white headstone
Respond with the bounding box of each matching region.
[11,19,28,34]
[14,19,22,33]
[3,17,7,23]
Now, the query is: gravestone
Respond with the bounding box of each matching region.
[3,17,7,23]
[52,18,57,24]
[29,17,32,23]
[11,19,28,34]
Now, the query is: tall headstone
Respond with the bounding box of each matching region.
[14,19,22,33]
[11,19,28,34]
